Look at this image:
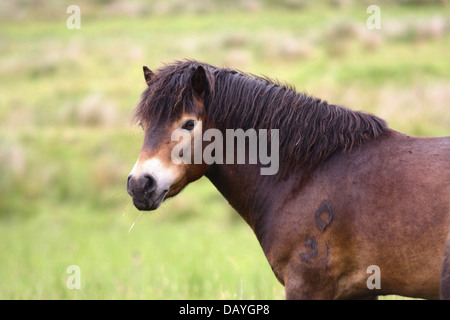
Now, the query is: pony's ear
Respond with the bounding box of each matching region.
[191,65,207,96]
[143,66,154,86]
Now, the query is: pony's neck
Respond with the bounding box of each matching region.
[206,164,265,232]
[205,163,293,242]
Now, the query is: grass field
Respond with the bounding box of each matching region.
[0,0,449,299]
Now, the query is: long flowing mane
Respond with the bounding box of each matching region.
[134,60,389,174]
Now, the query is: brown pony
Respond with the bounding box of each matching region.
[127,60,450,299]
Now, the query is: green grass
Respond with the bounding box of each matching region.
[0,194,282,299]
[0,127,284,299]
[0,1,449,299]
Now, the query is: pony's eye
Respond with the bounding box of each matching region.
[182,120,196,131]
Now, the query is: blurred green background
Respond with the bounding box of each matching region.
[0,0,449,299]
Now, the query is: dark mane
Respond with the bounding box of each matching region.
[134,60,389,173]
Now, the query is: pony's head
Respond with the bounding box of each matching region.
[127,62,213,210]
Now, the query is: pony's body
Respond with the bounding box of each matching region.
[208,131,450,299]
[128,60,450,299]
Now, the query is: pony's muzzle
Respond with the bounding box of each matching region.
[127,173,162,211]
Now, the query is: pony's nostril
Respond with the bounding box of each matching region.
[127,174,157,197]
[127,175,133,196]
[142,174,157,193]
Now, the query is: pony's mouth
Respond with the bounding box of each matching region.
[132,189,168,211]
